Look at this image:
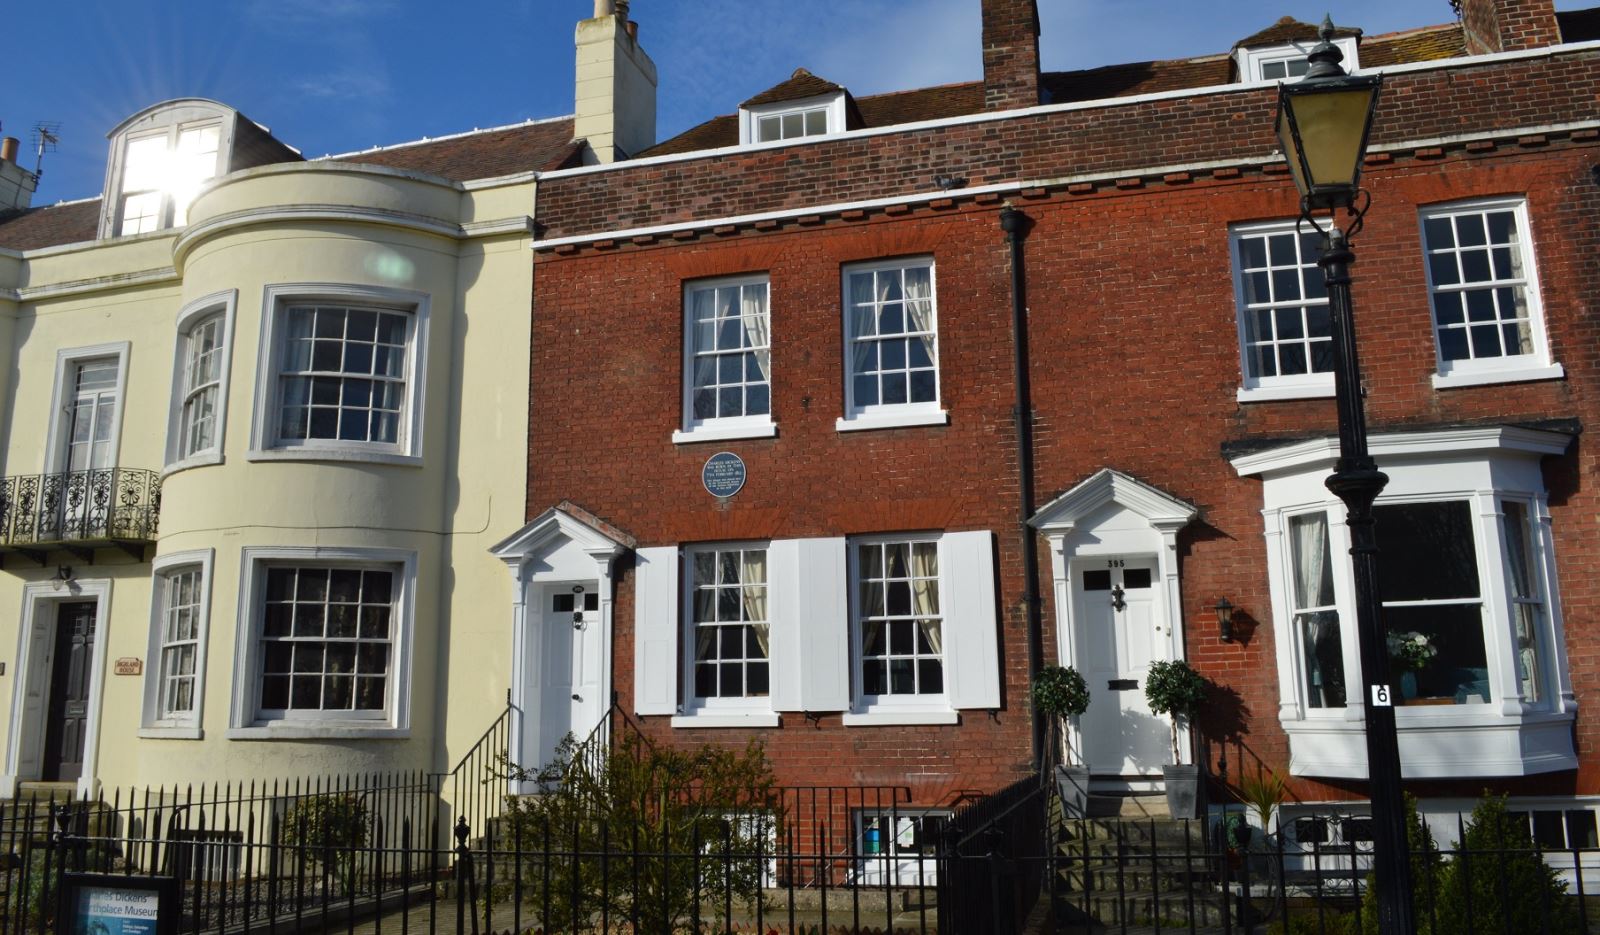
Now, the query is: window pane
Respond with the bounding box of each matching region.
[1384,603,1489,704]
[1422,205,1538,368]
[1375,502,1479,602]
[687,548,769,700]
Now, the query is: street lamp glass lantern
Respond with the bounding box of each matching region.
[1276,76,1382,210]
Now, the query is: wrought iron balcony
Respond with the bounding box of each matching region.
[0,468,161,562]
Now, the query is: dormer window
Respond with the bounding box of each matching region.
[118,124,222,235]
[756,104,830,143]
[1233,17,1360,84]
[1237,37,1359,82]
[737,70,852,147]
[740,93,847,145]
[99,98,301,240]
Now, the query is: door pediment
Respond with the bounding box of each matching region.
[1029,468,1197,538]
[490,502,634,579]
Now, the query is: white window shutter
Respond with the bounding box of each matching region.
[766,540,803,711]
[632,546,680,716]
[768,537,849,712]
[942,530,1001,710]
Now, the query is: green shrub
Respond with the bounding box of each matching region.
[1032,665,1090,718]
[497,731,780,933]
[1268,909,1358,935]
[1432,794,1580,935]
[282,793,370,892]
[1358,793,1444,935]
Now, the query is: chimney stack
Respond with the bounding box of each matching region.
[981,0,1041,110]
[0,136,36,214]
[1458,0,1561,54]
[573,1,657,164]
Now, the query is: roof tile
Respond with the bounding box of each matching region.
[742,69,846,108]
[0,200,101,252]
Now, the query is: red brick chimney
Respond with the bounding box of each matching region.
[1457,0,1561,54]
[982,0,1041,110]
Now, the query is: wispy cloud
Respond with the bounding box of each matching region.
[293,67,391,101]
[245,0,396,29]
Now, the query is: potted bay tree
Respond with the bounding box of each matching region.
[1144,660,1208,819]
[1032,664,1092,817]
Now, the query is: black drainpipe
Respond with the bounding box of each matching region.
[999,202,1045,770]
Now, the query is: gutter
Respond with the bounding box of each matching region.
[999,202,1045,770]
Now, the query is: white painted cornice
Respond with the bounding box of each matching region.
[490,505,632,568]
[1230,425,1574,478]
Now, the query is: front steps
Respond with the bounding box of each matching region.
[1053,800,1230,932]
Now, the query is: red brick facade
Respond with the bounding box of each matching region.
[528,9,1600,808]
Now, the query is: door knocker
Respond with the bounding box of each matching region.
[1110,584,1127,612]
[572,611,586,630]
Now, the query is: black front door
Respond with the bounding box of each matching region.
[42,601,96,782]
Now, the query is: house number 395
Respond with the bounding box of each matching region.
[1105,559,1124,568]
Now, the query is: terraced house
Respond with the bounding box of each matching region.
[0,5,655,798]
[526,0,1600,861]
[1,0,1599,874]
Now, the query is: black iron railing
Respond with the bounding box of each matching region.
[0,468,161,550]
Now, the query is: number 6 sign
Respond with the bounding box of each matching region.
[1370,684,1392,707]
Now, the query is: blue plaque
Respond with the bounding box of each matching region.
[702,451,747,498]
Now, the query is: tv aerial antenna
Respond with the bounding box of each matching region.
[29,122,60,179]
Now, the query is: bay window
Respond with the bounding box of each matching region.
[250,284,429,465]
[1233,425,1576,778]
[229,547,415,738]
[166,291,237,471]
[141,549,215,737]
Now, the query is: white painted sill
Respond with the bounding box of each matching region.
[842,710,960,727]
[138,726,203,740]
[670,712,781,729]
[162,450,224,477]
[1236,383,1335,403]
[227,724,410,740]
[246,446,423,467]
[671,422,778,445]
[1432,362,1565,390]
[835,410,949,433]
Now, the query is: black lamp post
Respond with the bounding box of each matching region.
[1276,18,1414,935]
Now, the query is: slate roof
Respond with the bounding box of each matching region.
[0,199,101,252]
[642,19,1478,157]
[0,117,581,252]
[742,69,847,108]
[1234,16,1362,49]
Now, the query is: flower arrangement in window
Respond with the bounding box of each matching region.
[1385,630,1438,671]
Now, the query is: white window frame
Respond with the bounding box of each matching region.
[738,92,847,146]
[846,534,955,723]
[1233,426,1576,779]
[851,808,951,886]
[42,343,131,476]
[248,283,430,466]
[1419,198,1562,388]
[227,546,416,739]
[673,274,777,444]
[676,541,777,725]
[165,291,238,473]
[1235,37,1359,84]
[837,257,948,433]
[1230,220,1335,402]
[100,101,233,239]
[140,549,215,738]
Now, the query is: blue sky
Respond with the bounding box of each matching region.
[7,0,1592,205]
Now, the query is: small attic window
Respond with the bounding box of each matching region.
[740,92,847,145]
[1236,35,1360,83]
[102,100,236,238]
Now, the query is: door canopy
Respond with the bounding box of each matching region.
[1029,468,1197,539]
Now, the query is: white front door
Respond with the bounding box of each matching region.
[1075,556,1172,776]
[532,584,604,769]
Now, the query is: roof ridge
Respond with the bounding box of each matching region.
[317,113,574,162]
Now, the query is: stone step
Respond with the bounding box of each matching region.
[1054,861,1213,893]
[1054,887,1231,929]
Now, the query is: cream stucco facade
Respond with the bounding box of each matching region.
[0,140,536,797]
